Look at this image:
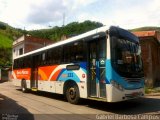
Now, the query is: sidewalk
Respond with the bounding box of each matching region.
[145,87,160,96]
[145,92,160,96]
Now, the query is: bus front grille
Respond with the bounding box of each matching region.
[123,77,142,83]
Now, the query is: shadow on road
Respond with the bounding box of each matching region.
[80,97,160,115]
[0,93,34,120]
[16,88,160,115]
[38,91,160,115]
[0,80,8,84]
[16,89,68,102]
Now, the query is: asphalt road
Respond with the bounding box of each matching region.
[0,81,160,120]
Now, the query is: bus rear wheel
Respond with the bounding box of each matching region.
[66,84,80,104]
[21,80,27,93]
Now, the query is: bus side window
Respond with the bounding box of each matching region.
[19,59,23,68]
[28,57,31,68]
[63,45,71,63]
[63,41,85,63]
[42,52,46,65]
[73,41,85,62]
[16,59,19,69]
[38,54,42,66]
[75,41,85,61]
[47,49,53,65]
[23,57,26,68]
[13,59,17,69]
[24,57,30,68]
[53,47,61,64]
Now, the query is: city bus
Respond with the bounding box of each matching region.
[12,26,144,104]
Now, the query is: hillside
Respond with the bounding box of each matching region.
[0,33,12,66]
[0,21,23,40]
[0,33,12,48]
[0,21,16,67]
[29,20,103,41]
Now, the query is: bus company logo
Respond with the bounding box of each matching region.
[16,70,29,75]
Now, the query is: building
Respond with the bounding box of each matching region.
[13,35,54,59]
[133,31,160,88]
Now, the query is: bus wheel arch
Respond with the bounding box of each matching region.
[21,79,27,93]
[63,80,80,104]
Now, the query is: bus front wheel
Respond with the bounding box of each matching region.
[66,84,80,104]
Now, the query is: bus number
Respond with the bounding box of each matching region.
[68,73,73,77]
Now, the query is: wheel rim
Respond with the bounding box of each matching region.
[68,87,76,100]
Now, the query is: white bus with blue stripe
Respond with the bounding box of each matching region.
[13,25,144,104]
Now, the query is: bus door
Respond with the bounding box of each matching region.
[31,55,38,88]
[88,38,106,98]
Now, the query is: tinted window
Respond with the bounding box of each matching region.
[63,41,85,63]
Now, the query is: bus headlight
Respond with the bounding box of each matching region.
[111,80,124,91]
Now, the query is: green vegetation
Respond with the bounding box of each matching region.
[0,22,14,67]
[145,86,160,94]
[29,20,103,41]
[0,33,12,48]
[145,86,151,94]
[0,21,23,40]
[0,33,12,67]
[0,47,12,67]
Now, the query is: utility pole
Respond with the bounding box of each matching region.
[62,13,65,27]
[61,13,66,40]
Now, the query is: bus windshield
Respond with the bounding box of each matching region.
[110,35,143,78]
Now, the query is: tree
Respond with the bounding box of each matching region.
[29,20,104,41]
[0,23,6,30]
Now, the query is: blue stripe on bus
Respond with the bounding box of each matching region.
[106,59,144,90]
[57,62,87,82]
[80,62,87,70]
[57,70,80,82]
[57,69,66,80]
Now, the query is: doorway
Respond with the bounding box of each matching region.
[88,38,106,98]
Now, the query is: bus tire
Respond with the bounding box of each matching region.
[21,80,27,93]
[66,84,80,104]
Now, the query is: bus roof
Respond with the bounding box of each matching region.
[14,25,110,59]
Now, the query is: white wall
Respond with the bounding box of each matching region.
[12,35,25,60]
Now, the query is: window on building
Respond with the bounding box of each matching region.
[19,48,23,55]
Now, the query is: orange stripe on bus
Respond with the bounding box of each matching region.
[38,69,48,80]
[50,69,62,81]
[39,66,57,77]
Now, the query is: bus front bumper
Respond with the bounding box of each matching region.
[106,84,144,102]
